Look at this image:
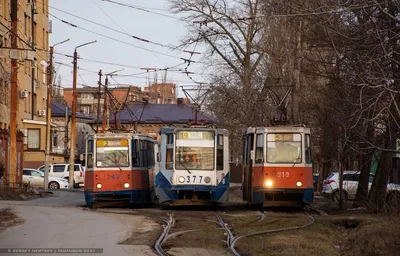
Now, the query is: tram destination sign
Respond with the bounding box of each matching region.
[177,131,214,140]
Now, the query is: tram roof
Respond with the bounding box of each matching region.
[92,103,216,124]
[87,132,156,141]
[245,126,311,134]
[159,126,229,135]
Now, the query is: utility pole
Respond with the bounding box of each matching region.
[96,70,102,133]
[9,0,18,186]
[69,41,97,188]
[102,76,108,133]
[44,39,69,190]
[102,69,123,133]
[31,0,36,120]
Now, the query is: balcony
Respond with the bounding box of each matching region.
[78,98,98,105]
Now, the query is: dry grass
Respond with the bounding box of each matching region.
[164,212,226,251]
[339,217,400,256]
[234,218,340,256]
[0,207,24,230]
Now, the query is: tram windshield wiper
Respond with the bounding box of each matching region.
[105,152,124,171]
[179,159,192,174]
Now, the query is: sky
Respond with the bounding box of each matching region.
[49,0,206,98]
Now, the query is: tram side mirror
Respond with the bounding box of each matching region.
[250,150,255,160]
[157,152,161,162]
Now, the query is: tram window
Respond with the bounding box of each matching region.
[266,133,302,163]
[146,141,154,166]
[132,140,139,167]
[245,134,254,164]
[305,134,312,164]
[166,148,173,169]
[87,140,93,168]
[255,134,264,164]
[140,141,148,167]
[217,135,224,170]
[167,134,173,144]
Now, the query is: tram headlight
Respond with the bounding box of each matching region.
[265,180,273,187]
[178,176,185,183]
[96,183,102,189]
[296,181,303,187]
[204,176,211,184]
[124,183,130,188]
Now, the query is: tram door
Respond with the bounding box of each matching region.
[243,133,254,201]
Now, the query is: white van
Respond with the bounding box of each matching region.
[37,164,85,188]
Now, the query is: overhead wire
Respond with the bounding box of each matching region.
[33,2,187,61]
[53,52,186,74]
[46,1,174,50]
[100,0,182,21]
[91,0,170,66]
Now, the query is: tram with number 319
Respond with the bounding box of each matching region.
[242,126,314,208]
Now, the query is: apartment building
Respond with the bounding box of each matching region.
[0,0,60,169]
[63,83,177,118]
[143,83,177,104]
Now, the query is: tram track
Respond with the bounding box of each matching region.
[154,211,234,256]
[92,207,316,256]
[215,211,316,256]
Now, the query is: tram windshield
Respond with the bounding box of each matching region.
[266,133,302,163]
[96,139,129,167]
[175,131,215,170]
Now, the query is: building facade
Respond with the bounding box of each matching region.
[62,83,177,129]
[51,101,94,166]
[0,1,55,171]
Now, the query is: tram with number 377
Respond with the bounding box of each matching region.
[154,125,230,206]
[84,132,158,207]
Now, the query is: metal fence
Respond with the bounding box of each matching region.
[0,182,31,194]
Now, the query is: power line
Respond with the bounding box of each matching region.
[35,4,186,61]
[100,0,182,21]
[54,52,186,73]
[47,1,174,49]
[91,0,170,66]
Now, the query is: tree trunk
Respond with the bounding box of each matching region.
[369,130,394,210]
[354,125,375,207]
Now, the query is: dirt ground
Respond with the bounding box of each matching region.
[0,207,24,231]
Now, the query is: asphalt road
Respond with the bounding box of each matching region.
[0,190,157,256]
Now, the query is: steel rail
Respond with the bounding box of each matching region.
[230,212,315,255]
[155,213,174,256]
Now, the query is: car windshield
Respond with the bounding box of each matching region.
[175,130,215,170]
[96,139,129,167]
[266,133,302,163]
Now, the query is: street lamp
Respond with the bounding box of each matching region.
[101,69,124,133]
[68,40,97,188]
[44,38,70,191]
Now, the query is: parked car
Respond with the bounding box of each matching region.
[322,171,400,203]
[37,164,85,188]
[23,168,71,190]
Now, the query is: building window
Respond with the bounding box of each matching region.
[0,79,3,104]
[24,13,27,35]
[27,129,40,150]
[42,29,45,49]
